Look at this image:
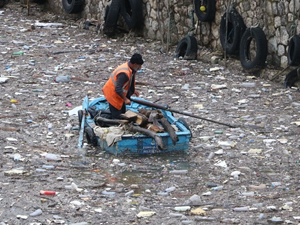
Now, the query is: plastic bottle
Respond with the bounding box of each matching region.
[211,186,223,191]
[170,213,184,217]
[65,185,73,190]
[32,89,43,92]
[207,152,215,159]
[42,165,56,169]
[54,75,70,83]
[241,82,256,88]
[125,190,134,197]
[48,123,52,130]
[12,51,24,56]
[157,192,168,196]
[13,153,21,161]
[102,191,116,196]
[30,209,43,217]
[174,206,191,211]
[69,222,88,225]
[247,94,260,98]
[44,153,61,161]
[40,190,56,195]
[241,191,255,196]
[233,206,249,211]
[169,170,188,174]
[64,123,72,130]
[36,169,47,172]
[164,186,176,193]
[271,182,281,188]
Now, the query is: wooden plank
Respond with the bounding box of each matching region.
[122,110,148,126]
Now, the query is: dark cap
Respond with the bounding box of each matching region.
[130,53,144,65]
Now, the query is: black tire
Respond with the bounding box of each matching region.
[194,0,216,22]
[120,0,144,29]
[0,0,5,8]
[85,126,98,147]
[78,110,83,128]
[239,27,268,72]
[283,68,300,88]
[62,0,85,14]
[103,0,121,36]
[104,5,110,22]
[175,35,198,60]
[288,35,300,66]
[220,8,246,55]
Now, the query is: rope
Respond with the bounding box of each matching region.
[224,0,232,66]
[190,9,195,32]
[270,65,290,81]
[289,0,297,36]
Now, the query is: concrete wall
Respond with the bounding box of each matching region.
[47,0,300,69]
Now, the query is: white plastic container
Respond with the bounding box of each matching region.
[42,165,55,169]
[211,186,223,191]
[241,192,255,196]
[169,170,188,174]
[233,206,249,211]
[13,153,21,161]
[241,82,256,88]
[164,186,176,193]
[30,209,43,217]
[102,191,116,196]
[54,75,70,83]
[43,153,62,161]
[125,190,134,197]
[157,192,168,196]
[207,152,215,159]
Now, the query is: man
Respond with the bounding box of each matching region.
[102,53,144,119]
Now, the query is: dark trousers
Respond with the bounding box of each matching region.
[109,103,126,119]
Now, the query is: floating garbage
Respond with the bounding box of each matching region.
[30,209,43,217]
[136,211,156,218]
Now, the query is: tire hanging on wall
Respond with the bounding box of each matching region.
[194,0,216,22]
[239,27,268,72]
[288,35,300,66]
[0,0,5,8]
[120,0,144,29]
[103,0,121,36]
[175,35,198,60]
[62,0,85,14]
[219,8,246,55]
[283,68,300,88]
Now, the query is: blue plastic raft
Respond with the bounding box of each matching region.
[83,96,191,155]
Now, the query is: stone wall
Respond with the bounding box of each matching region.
[47,0,300,68]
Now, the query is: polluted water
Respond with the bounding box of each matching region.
[1,2,300,225]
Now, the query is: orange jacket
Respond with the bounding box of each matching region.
[102,62,133,110]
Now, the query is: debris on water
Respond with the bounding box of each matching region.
[29,209,43,217]
[136,211,156,218]
[190,207,206,215]
[174,206,191,211]
[1,3,300,224]
[169,170,188,174]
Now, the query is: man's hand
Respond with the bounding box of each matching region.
[124,98,131,105]
[134,90,140,97]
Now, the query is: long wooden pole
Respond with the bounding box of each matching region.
[130,98,266,130]
[131,98,236,127]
